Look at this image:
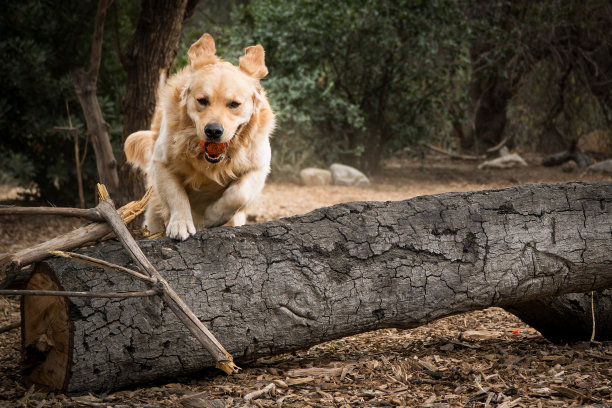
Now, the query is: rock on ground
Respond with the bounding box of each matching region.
[478,153,528,170]
[299,168,332,186]
[587,159,612,174]
[329,163,370,187]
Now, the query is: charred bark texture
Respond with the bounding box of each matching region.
[22,182,612,392]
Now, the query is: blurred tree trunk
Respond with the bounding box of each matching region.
[362,128,389,175]
[457,2,612,155]
[457,44,512,153]
[74,0,120,198]
[117,0,199,205]
[469,75,511,152]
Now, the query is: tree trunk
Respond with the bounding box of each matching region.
[21,182,612,393]
[74,0,119,198]
[460,43,513,153]
[118,0,199,205]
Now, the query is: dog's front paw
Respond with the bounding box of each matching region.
[166,217,196,241]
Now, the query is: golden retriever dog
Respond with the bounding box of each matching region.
[124,33,275,240]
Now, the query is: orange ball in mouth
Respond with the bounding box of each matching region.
[200,140,228,163]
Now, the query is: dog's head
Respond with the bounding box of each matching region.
[181,34,268,152]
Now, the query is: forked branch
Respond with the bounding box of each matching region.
[1,184,238,376]
[95,184,239,374]
[0,188,151,288]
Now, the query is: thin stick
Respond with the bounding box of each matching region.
[67,101,85,209]
[53,126,76,132]
[0,289,159,298]
[590,291,596,342]
[424,143,486,161]
[486,133,512,154]
[50,250,156,284]
[80,133,89,166]
[0,206,103,222]
[244,383,276,402]
[95,184,239,374]
[0,321,20,335]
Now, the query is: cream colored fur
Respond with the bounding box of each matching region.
[124,33,275,240]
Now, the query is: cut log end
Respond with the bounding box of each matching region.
[21,264,71,390]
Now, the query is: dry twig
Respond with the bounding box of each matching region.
[0,321,20,335]
[486,134,512,154]
[50,250,155,283]
[243,383,276,401]
[0,206,103,222]
[0,288,159,298]
[424,143,486,161]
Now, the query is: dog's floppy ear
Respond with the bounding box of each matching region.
[188,33,218,69]
[239,45,268,79]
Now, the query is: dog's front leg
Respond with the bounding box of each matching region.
[153,162,196,240]
[203,168,268,228]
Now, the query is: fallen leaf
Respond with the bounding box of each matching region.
[461,330,503,341]
[284,377,315,386]
[541,355,565,362]
[551,385,600,402]
[286,367,343,378]
[243,383,276,402]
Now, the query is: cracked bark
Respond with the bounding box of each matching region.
[21,182,612,392]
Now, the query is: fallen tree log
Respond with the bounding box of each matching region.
[542,149,594,168]
[21,182,612,392]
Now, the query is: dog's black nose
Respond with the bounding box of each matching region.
[204,123,224,140]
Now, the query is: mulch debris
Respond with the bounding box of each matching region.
[1,301,610,407]
[1,159,612,407]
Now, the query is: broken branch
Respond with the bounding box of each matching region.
[49,250,156,284]
[0,188,151,287]
[0,321,20,335]
[0,288,159,298]
[424,143,486,160]
[0,206,103,222]
[95,184,239,375]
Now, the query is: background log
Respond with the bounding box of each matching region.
[22,182,612,392]
[506,289,612,343]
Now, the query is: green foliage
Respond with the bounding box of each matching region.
[462,0,612,151]
[0,1,137,205]
[3,0,609,202]
[188,0,468,175]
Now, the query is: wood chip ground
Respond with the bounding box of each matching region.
[1,155,611,407]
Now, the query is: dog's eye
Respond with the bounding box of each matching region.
[228,101,241,109]
[197,97,209,106]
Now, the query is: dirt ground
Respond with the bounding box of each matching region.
[1,154,611,407]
